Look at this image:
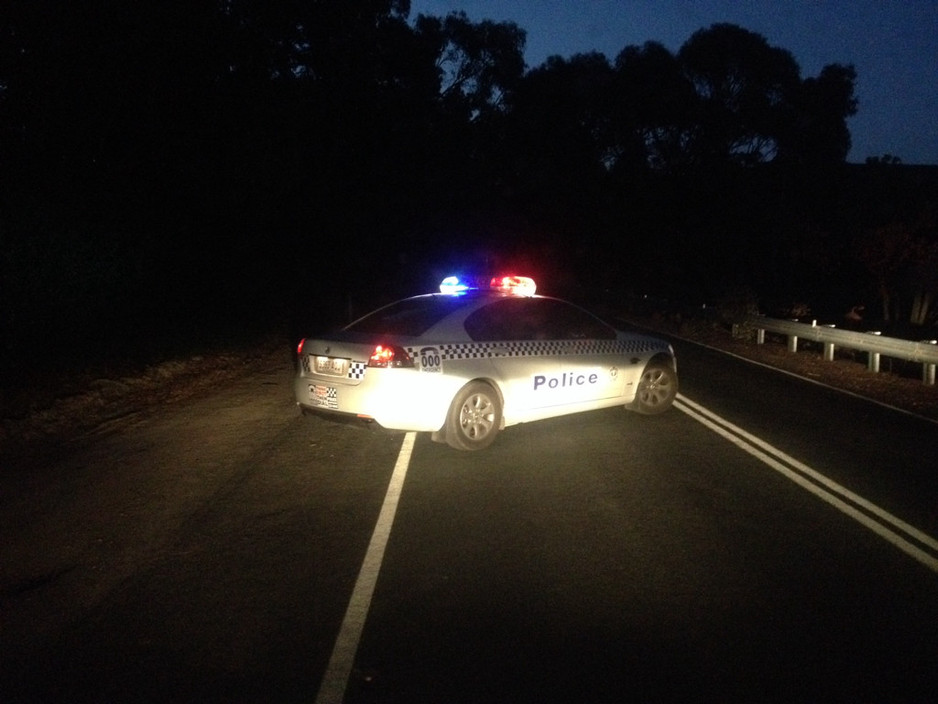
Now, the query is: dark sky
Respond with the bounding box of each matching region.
[410,0,938,165]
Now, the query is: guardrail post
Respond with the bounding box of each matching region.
[757,328,765,344]
[924,340,937,386]
[788,335,798,353]
[867,331,882,372]
[823,325,836,361]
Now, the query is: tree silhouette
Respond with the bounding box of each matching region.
[612,41,698,174]
[415,11,525,119]
[779,63,858,165]
[678,23,801,166]
[0,5,921,382]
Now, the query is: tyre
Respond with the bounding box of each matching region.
[630,361,677,414]
[445,381,502,450]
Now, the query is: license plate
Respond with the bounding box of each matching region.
[313,355,349,377]
[309,384,337,409]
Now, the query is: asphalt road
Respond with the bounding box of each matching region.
[2,339,937,703]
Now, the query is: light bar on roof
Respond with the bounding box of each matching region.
[440,274,537,296]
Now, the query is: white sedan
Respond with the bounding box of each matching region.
[294,276,677,450]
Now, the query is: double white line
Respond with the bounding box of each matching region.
[674,394,938,574]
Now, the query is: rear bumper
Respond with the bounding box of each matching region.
[293,368,465,432]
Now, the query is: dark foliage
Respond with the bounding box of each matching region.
[1,3,933,387]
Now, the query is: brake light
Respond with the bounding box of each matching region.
[368,345,414,368]
[296,338,306,356]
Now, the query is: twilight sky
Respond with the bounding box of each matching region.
[409,0,938,165]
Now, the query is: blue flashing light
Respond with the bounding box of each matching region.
[440,276,471,294]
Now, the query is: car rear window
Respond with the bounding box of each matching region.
[344,295,467,337]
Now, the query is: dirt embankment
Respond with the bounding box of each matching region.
[1,338,292,453]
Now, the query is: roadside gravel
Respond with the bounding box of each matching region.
[1,337,293,454]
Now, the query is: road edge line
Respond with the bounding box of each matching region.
[315,431,416,704]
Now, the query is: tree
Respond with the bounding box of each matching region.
[677,23,801,165]
[866,154,902,166]
[414,11,526,120]
[907,207,938,326]
[505,53,617,208]
[908,241,938,326]
[611,41,698,173]
[856,217,938,326]
[856,223,914,323]
[778,63,857,165]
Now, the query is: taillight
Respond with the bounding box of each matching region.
[368,344,414,368]
[296,338,306,356]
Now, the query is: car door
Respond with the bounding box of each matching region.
[463,297,571,413]
[532,298,630,404]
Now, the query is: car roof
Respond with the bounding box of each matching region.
[343,290,558,340]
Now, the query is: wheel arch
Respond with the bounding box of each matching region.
[431,376,506,444]
[649,351,677,372]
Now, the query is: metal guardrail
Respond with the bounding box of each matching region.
[739,315,938,386]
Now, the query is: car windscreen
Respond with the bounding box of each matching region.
[344,295,469,337]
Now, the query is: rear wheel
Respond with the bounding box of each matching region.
[631,362,677,414]
[445,381,502,450]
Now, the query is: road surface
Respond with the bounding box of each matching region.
[3,340,937,703]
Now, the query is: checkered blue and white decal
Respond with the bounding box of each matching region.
[404,338,658,361]
[301,355,367,380]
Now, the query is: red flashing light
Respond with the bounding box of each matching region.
[490,275,536,296]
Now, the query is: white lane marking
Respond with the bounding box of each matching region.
[674,394,938,574]
[315,431,416,704]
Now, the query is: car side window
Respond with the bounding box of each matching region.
[536,299,616,340]
[465,298,615,341]
[464,299,522,340]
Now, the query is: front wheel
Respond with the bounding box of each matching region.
[630,362,677,414]
[444,381,502,450]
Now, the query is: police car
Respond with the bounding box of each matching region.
[295,276,677,450]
